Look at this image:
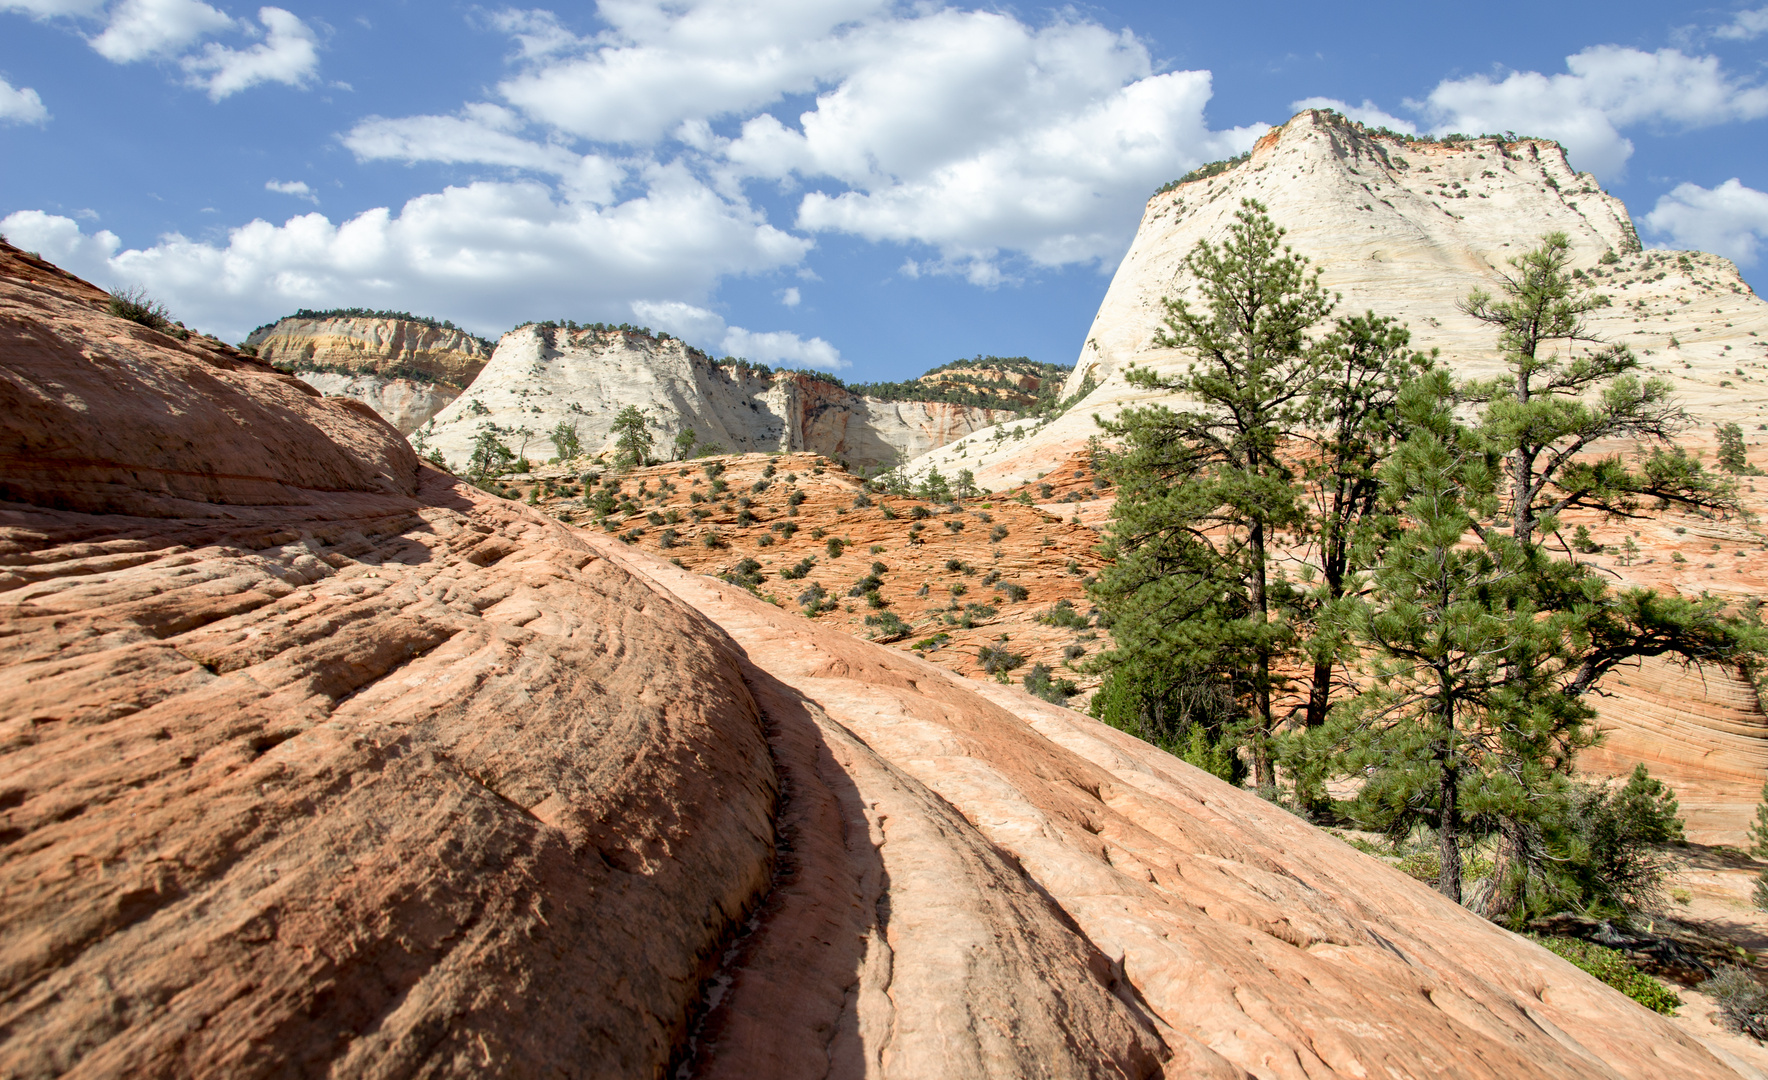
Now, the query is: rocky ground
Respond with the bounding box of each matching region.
[500,449,1116,705]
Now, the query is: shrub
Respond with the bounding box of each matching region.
[779,557,817,580]
[990,525,1009,542]
[997,581,1029,603]
[826,537,845,558]
[945,558,974,575]
[108,286,177,333]
[723,558,766,591]
[701,529,725,548]
[977,644,1026,674]
[797,582,838,616]
[864,611,911,641]
[1535,937,1681,1016]
[1022,663,1079,704]
[910,504,932,521]
[1037,600,1090,629]
[1063,643,1086,661]
[658,528,679,549]
[1701,966,1768,1036]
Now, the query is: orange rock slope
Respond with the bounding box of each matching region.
[0,242,1757,1077]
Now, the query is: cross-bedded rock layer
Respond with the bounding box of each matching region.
[0,241,1755,1078]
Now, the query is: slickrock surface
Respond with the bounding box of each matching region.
[4,242,1755,1077]
[246,314,493,433]
[419,325,1013,472]
[0,244,417,515]
[603,543,1752,1080]
[0,245,778,1076]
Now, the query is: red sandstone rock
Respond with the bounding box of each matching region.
[1,243,1756,1078]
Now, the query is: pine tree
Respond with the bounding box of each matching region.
[468,424,515,483]
[611,405,653,469]
[1293,313,1433,734]
[1460,232,1734,547]
[1093,199,1335,790]
[1718,422,1750,473]
[550,420,582,461]
[1323,373,1597,903]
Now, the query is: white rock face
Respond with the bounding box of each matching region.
[247,315,494,434]
[421,325,1012,470]
[946,109,1768,489]
[294,372,461,436]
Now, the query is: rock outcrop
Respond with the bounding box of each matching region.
[920,108,1768,492]
[4,239,1755,1077]
[419,324,1014,471]
[245,314,494,433]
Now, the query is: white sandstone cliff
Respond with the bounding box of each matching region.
[420,325,1014,470]
[246,315,493,433]
[929,108,1768,489]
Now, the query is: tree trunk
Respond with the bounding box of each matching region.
[1249,518,1274,792]
[1304,657,1332,729]
[1436,695,1463,904]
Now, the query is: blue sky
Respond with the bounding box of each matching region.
[3,1,1767,382]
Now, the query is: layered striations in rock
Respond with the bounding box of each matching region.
[246,314,494,433]
[4,239,1755,1077]
[420,325,1014,471]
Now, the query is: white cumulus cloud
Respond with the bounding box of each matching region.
[632,298,843,369]
[181,6,318,99]
[1644,178,1768,266]
[0,76,48,124]
[1715,6,1768,40]
[265,178,316,203]
[0,209,122,280]
[779,286,799,306]
[89,0,234,63]
[364,3,1254,284]
[342,103,623,203]
[1414,46,1768,177]
[3,172,809,341]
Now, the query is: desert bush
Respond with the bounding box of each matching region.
[779,557,817,580]
[108,286,177,333]
[1535,937,1680,1016]
[1037,599,1090,629]
[1022,663,1079,704]
[865,611,911,640]
[1701,966,1768,1035]
[978,644,1026,675]
[997,581,1029,603]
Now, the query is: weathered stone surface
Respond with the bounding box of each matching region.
[294,370,463,436]
[245,314,494,434]
[420,325,1013,471]
[0,243,418,515]
[2,217,1757,1080]
[606,546,1751,1080]
[0,247,779,1078]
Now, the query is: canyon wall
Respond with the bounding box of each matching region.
[419,325,1014,471]
[245,314,494,433]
